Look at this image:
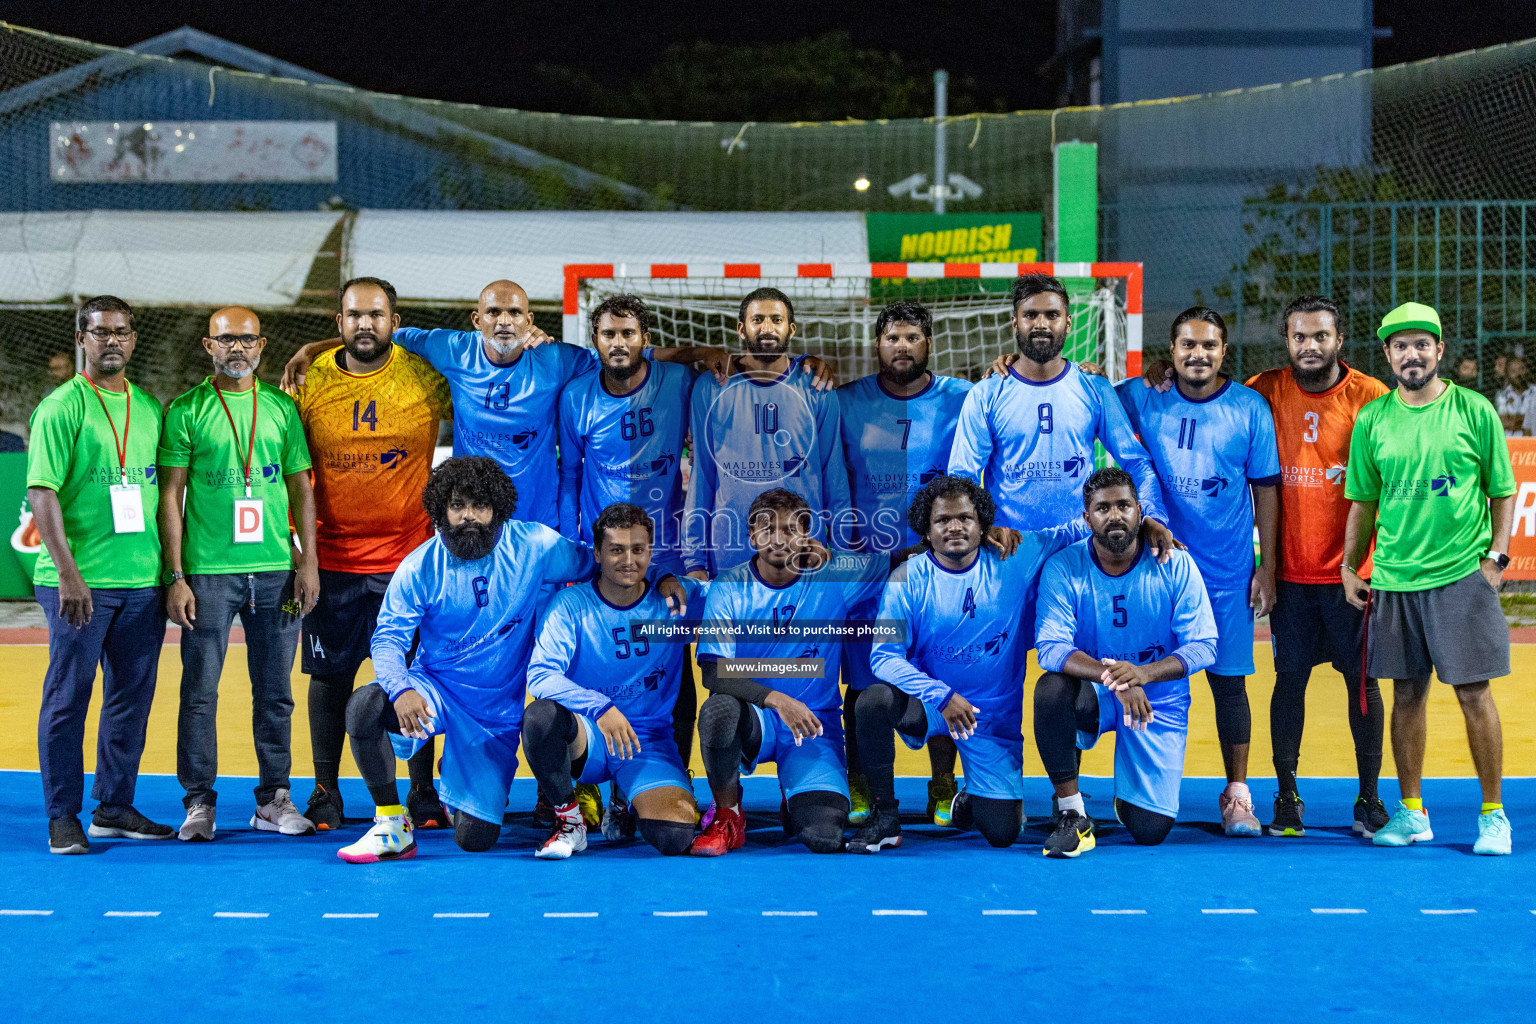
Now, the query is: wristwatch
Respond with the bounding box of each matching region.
[165,569,186,585]
[1485,550,1511,571]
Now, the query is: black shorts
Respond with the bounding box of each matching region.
[301,569,393,677]
[1269,579,1366,679]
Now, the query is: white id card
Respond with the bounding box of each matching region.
[233,497,265,544]
[108,483,146,534]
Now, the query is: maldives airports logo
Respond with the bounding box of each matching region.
[1001,452,1089,485]
[322,447,410,474]
[1382,474,1457,501]
[1281,463,1348,489]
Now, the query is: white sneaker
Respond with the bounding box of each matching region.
[1220,783,1262,837]
[337,815,416,863]
[179,804,217,842]
[251,788,318,836]
[535,817,587,860]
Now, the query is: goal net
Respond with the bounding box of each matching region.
[566,262,1143,383]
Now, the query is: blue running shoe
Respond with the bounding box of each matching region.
[1473,808,1512,856]
[1372,802,1433,846]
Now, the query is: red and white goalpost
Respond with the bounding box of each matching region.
[564,261,1143,382]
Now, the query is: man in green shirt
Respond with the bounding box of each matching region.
[1342,301,1515,856]
[158,306,320,841]
[28,296,175,854]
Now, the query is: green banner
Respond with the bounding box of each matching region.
[867,212,1043,265]
[0,453,36,598]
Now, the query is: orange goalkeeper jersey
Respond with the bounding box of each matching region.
[294,345,452,574]
[1246,363,1388,584]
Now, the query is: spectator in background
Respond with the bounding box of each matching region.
[1494,356,1534,437]
[1454,355,1482,394]
[0,398,27,452]
[47,351,75,390]
[28,295,172,854]
[1491,353,1510,394]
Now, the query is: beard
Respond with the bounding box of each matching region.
[215,353,259,380]
[343,329,391,364]
[880,354,929,387]
[1015,327,1064,365]
[1097,521,1137,554]
[744,332,785,356]
[1394,362,1439,391]
[1291,355,1339,389]
[604,357,644,381]
[442,520,499,561]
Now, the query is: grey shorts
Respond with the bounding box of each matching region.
[1365,570,1510,685]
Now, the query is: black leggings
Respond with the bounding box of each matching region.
[673,654,698,767]
[523,698,694,855]
[311,671,434,790]
[1269,668,1384,795]
[345,683,498,852]
[1206,672,1250,749]
[1033,672,1101,785]
[854,683,935,804]
[697,693,848,853]
[1115,798,1175,846]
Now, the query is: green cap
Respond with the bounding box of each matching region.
[1378,301,1442,341]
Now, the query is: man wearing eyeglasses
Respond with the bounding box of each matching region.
[28,296,173,854]
[157,307,320,842]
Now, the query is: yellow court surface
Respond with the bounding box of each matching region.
[1,644,1532,781]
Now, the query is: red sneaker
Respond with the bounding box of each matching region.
[690,804,745,856]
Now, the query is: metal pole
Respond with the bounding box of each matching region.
[934,70,948,215]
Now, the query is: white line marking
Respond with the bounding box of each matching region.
[761,910,818,917]
[653,910,707,917]
[1091,909,1146,915]
[982,909,1037,916]
[104,911,160,917]
[1201,908,1258,915]
[872,909,927,916]
[1420,909,1477,915]
[213,912,268,919]
[1311,908,1367,915]
[434,913,490,918]
[322,913,378,919]
[0,910,52,916]
[544,912,599,919]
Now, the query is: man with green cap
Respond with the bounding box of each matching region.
[1340,301,1515,855]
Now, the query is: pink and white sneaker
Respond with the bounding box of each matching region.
[1220,783,1262,837]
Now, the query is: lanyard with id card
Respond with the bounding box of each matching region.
[214,380,265,544]
[84,374,145,534]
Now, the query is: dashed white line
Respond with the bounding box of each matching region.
[322,913,378,919]
[761,910,817,917]
[544,912,599,918]
[1420,909,1476,915]
[433,913,490,918]
[982,909,1037,916]
[104,911,160,917]
[0,910,52,916]
[872,909,927,916]
[1202,908,1258,915]
[213,912,268,919]
[1091,909,1146,915]
[1311,908,1367,915]
[653,910,707,917]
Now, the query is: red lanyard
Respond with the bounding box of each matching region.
[212,379,259,497]
[83,373,131,485]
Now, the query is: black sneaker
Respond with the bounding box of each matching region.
[602,783,637,842]
[1044,810,1096,858]
[1353,795,1390,838]
[948,788,974,830]
[846,799,902,853]
[1268,791,1306,836]
[49,816,89,854]
[407,785,451,830]
[304,784,345,832]
[88,805,173,840]
[532,792,556,828]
